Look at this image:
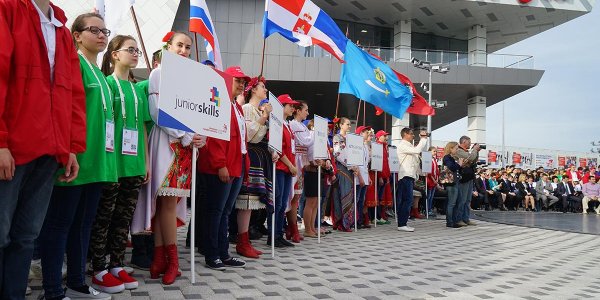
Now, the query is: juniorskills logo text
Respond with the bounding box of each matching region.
[174,88,221,117]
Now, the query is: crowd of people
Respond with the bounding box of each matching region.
[2,2,598,300]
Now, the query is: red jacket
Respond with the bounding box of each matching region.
[426,159,440,187]
[0,0,86,165]
[276,122,295,173]
[378,141,391,179]
[198,102,249,178]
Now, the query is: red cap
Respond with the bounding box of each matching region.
[277,94,299,105]
[375,130,389,139]
[224,66,251,82]
[355,125,372,134]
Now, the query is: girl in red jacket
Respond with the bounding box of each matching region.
[198,66,250,270]
[268,94,299,247]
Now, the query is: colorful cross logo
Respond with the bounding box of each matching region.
[210,87,220,106]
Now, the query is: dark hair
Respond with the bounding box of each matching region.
[459,136,471,145]
[152,49,162,66]
[400,127,413,138]
[292,100,307,117]
[70,13,104,47]
[101,35,136,75]
[335,117,350,133]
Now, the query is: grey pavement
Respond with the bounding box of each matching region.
[473,210,600,235]
[27,214,600,300]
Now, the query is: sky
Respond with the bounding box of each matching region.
[434,7,599,153]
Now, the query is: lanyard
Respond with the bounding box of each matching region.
[112,74,139,128]
[78,51,113,120]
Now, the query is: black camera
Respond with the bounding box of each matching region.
[478,143,487,150]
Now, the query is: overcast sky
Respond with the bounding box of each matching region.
[434,8,599,153]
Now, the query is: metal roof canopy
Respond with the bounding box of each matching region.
[314,0,593,52]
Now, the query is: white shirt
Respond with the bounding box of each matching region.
[355,143,371,185]
[397,138,428,180]
[31,0,63,82]
[233,103,247,154]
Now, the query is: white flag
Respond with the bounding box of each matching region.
[96,0,135,35]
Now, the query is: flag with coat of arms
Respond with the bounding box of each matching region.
[263,0,348,63]
[339,41,413,119]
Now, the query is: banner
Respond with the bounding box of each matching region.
[512,152,522,165]
[346,133,363,167]
[558,156,566,167]
[588,158,598,168]
[488,151,497,163]
[158,51,231,140]
[522,152,534,169]
[421,151,433,174]
[389,146,400,173]
[313,115,329,159]
[535,153,555,169]
[268,92,283,154]
[436,147,444,161]
[371,143,383,171]
[580,158,587,168]
[566,156,577,167]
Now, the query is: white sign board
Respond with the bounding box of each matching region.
[370,142,383,171]
[313,115,329,159]
[421,151,433,174]
[268,92,283,154]
[389,146,400,173]
[535,153,555,169]
[346,133,363,167]
[158,51,231,140]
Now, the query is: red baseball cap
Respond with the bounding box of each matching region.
[224,66,251,82]
[375,130,389,139]
[277,94,299,105]
[355,125,372,134]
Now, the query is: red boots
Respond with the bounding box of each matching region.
[236,232,261,259]
[162,244,179,285]
[410,208,425,219]
[149,245,181,285]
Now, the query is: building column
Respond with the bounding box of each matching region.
[467,96,486,144]
[393,20,411,63]
[468,25,486,66]
[391,113,410,146]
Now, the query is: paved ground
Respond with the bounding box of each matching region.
[28,213,600,300]
[472,210,600,235]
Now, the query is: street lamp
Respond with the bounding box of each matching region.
[411,57,450,147]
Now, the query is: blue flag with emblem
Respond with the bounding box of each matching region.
[338,41,412,119]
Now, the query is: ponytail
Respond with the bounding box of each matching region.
[101,35,136,76]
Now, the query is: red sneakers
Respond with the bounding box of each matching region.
[111,267,138,290]
[92,270,125,294]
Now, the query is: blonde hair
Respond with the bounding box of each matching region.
[518,174,526,182]
[444,141,458,155]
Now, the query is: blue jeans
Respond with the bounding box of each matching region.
[446,185,460,226]
[356,185,367,225]
[268,170,292,238]
[39,183,104,298]
[457,180,474,223]
[298,190,306,219]
[396,177,415,227]
[202,162,244,262]
[426,188,436,213]
[0,156,58,300]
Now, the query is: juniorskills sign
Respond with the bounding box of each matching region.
[158,51,231,141]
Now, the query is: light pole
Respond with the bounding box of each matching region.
[411,58,450,147]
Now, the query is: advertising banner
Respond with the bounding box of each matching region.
[158,51,231,140]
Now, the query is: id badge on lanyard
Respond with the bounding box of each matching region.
[105,121,115,152]
[122,128,139,156]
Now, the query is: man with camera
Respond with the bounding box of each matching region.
[454,136,481,226]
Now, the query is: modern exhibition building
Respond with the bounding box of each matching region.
[59,0,595,145]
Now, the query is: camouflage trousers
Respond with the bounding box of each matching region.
[89,176,143,271]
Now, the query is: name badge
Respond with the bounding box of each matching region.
[105,121,115,152]
[122,128,139,156]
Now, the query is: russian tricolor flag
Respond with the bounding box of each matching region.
[189,0,223,70]
[263,0,348,63]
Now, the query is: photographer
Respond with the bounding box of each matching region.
[454,136,481,226]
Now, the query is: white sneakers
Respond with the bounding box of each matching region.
[397,226,415,232]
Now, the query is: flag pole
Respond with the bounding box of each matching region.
[363,101,366,126]
[130,6,151,74]
[194,33,201,62]
[259,39,267,77]
[335,93,341,119]
[355,100,362,125]
[384,112,387,133]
